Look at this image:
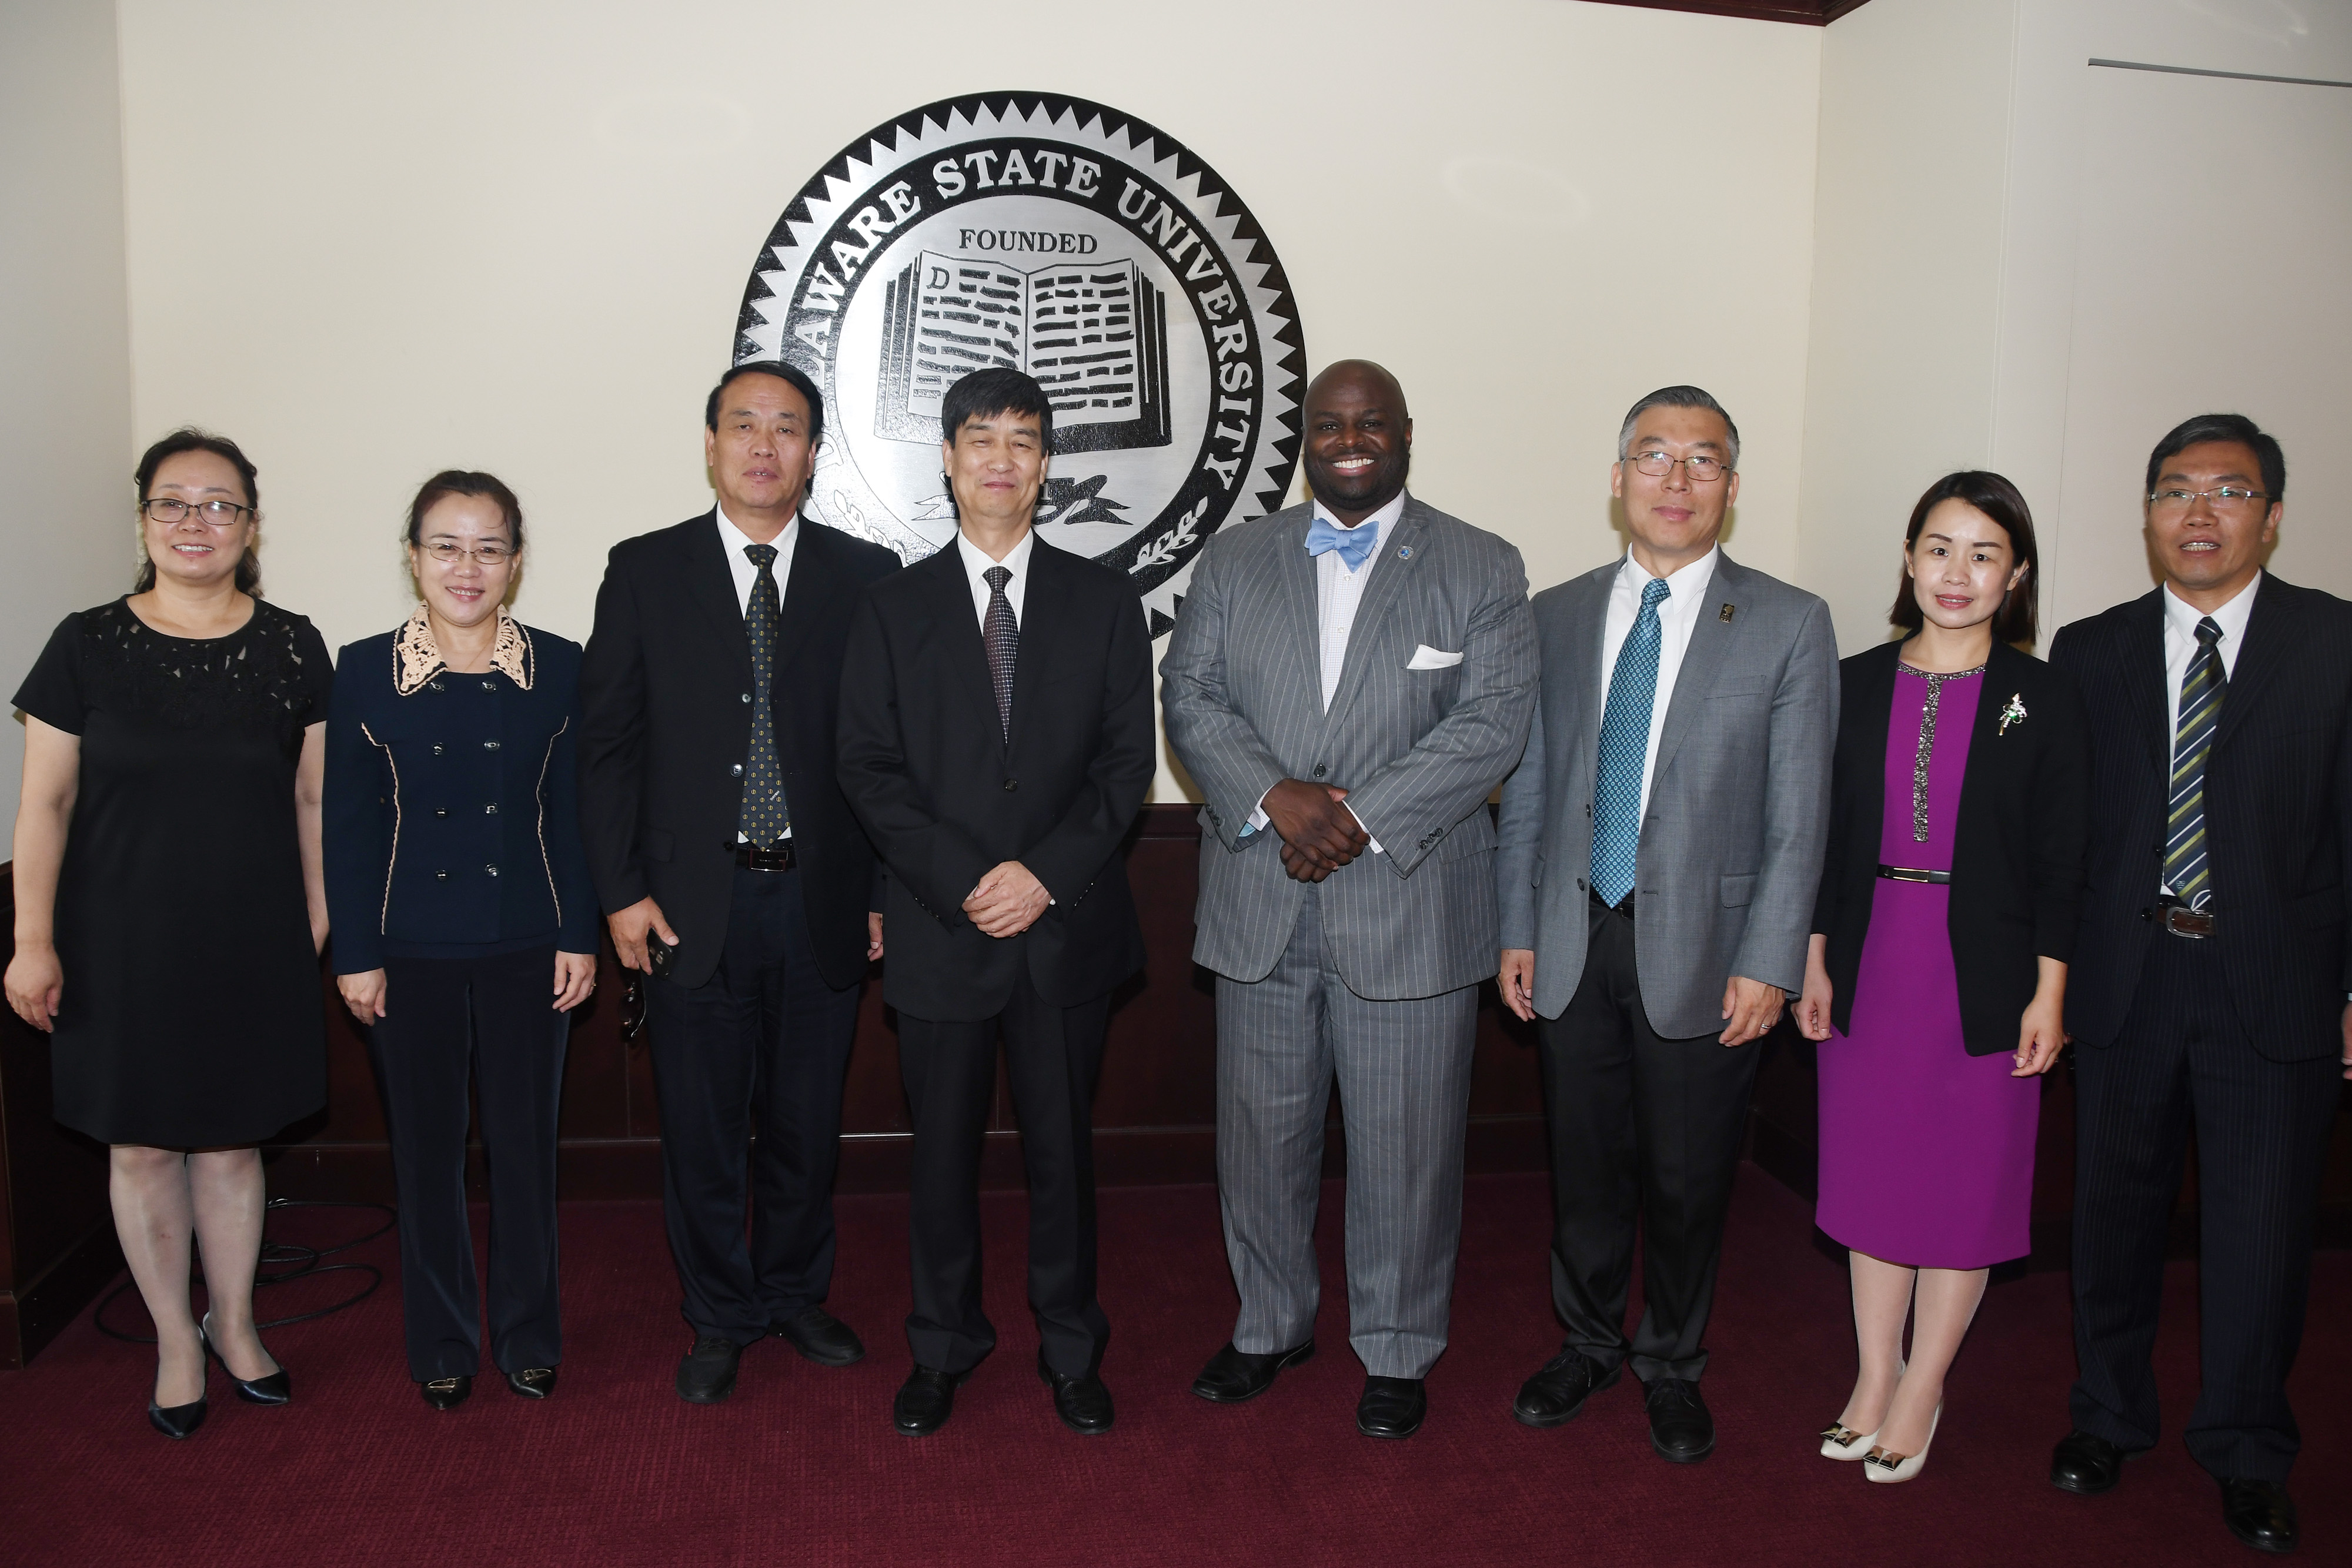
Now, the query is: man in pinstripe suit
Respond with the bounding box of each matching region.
[1495,386,1836,1465]
[2046,414,2352,1556]
[1162,360,1537,1439]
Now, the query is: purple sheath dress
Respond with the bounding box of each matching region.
[1816,666,2038,1270]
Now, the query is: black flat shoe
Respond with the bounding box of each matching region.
[200,1314,290,1406]
[2050,1429,2136,1495]
[1514,1345,1621,1429]
[676,1336,742,1405]
[893,1365,971,1437]
[1356,1375,1426,1439]
[1037,1348,1114,1435]
[419,1375,473,1411]
[1643,1378,1715,1463]
[147,1396,207,1439]
[505,1367,557,1399]
[772,1306,864,1368]
[2219,1477,2297,1554]
[1191,1339,1314,1403]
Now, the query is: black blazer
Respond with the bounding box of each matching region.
[2049,575,2352,1061]
[1812,639,2090,1057]
[325,622,600,973]
[578,512,900,991]
[837,534,1155,1021]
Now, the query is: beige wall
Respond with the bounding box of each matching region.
[1800,0,2352,654]
[108,0,1826,801]
[0,1,136,832]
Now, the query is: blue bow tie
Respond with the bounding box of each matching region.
[1305,514,1379,571]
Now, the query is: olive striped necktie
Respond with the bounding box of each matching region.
[2164,615,2224,910]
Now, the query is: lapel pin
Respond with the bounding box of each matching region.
[1718,603,1735,622]
[1397,545,1414,560]
[1999,694,2027,736]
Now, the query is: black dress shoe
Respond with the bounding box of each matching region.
[1643,1378,1715,1463]
[2050,1429,2135,1495]
[1037,1348,1114,1435]
[2219,1477,2298,1554]
[1357,1376,1426,1439]
[1514,1345,1621,1429]
[200,1315,290,1406]
[147,1396,208,1439]
[893,1366,971,1437]
[676,1336,743,1405]
[1191,1339,1314,1403]
[505,1366,557,1399]
[420,1375,473,1411]
[773,1306,864,1367]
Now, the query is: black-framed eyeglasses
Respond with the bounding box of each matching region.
[620,973,648,1043]
[419,540,516,566]
[142,497,252,526]
[2148,486,2269,514]
[1626,450,1730,483]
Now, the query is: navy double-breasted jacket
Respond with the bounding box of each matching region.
[324,617,599,974]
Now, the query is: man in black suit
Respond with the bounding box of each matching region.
[837,367,1155,1438]
[2047,413,2352,1556]
[579,362,898,1403]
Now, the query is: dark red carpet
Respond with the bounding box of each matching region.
[2,1168,2344,1565]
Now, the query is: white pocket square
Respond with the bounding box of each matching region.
[1408,644,1465,670]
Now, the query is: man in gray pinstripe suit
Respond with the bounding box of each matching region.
[1496,385,1836,1464]
[1162,360,1537,1439]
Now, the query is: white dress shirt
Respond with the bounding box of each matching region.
[2157,572,2260,896]
[718,505,799,839]
[956,527,1035,629]
[1245,492,1408,852]
[1598,543,1719,817]
[716,504,798,616]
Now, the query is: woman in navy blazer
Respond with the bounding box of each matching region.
[325,471,597,1411]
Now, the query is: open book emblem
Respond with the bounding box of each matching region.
[876,253,1171,455]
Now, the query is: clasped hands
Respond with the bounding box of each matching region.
[1262,777,1370,884]
[965,861,1049,937]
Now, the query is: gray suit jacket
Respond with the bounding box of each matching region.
[1496,551,1836,1034]
[1162,494,1537,1000]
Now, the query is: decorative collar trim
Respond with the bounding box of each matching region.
[392,605,533,696]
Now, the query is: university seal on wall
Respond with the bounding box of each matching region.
[734,92,1304,636]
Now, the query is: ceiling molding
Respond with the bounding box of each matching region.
[1576,0,1873,25]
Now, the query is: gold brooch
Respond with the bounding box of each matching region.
[1998,693,2027,736]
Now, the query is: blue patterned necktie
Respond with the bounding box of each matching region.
[1305,513,1379,570]
[1591,576,1672,908]
[2164,615,2225,909]
[737,542,789,847]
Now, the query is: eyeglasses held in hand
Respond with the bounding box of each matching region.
[2148,487,2270,515]
[142,498,252,526]
[1626,450,1730,483]
[420,540,516,566]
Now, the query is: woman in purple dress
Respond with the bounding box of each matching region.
[1795,472,2089,1483]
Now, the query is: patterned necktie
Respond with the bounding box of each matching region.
[1591,576,1672,908]
[737,542,790,847]
[983,564,1017,743]
[2164,614,2225,909]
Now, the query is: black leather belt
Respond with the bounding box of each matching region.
[1877,864,1951,885]
[2147,897,2215,938]
[734,840,797,872]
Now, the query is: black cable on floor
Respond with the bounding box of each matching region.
[94,1198,397,1344]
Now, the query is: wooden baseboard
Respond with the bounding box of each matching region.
[0,1216,123,1371]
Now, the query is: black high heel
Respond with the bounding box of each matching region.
[200,1313,291,1406]
[148,1395,208,1439]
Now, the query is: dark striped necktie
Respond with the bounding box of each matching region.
[2164,615,2224,910]
[983,564,1017,743]
[737,542,790,847]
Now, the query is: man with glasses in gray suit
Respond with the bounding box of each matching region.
[1163,359,1537,1440]
[1496,385,1835,1463]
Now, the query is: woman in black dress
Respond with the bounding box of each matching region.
[324,471,596,1410]
[5,430,330,1439]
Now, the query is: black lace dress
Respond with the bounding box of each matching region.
[12,599,332,1146]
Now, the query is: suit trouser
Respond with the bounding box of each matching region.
[1214,885,1479,1380]
[2069,933,2340,1483]
[645,865,863,1345]
[896,964,1111,1378]
[1538,897,1760,1385]
[370,943,567,1381]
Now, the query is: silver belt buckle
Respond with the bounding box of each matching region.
[2157,901,2215,938]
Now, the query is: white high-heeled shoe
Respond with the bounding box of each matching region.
[1820,1362,1903,1460]
[1863,1403,1942,1483]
